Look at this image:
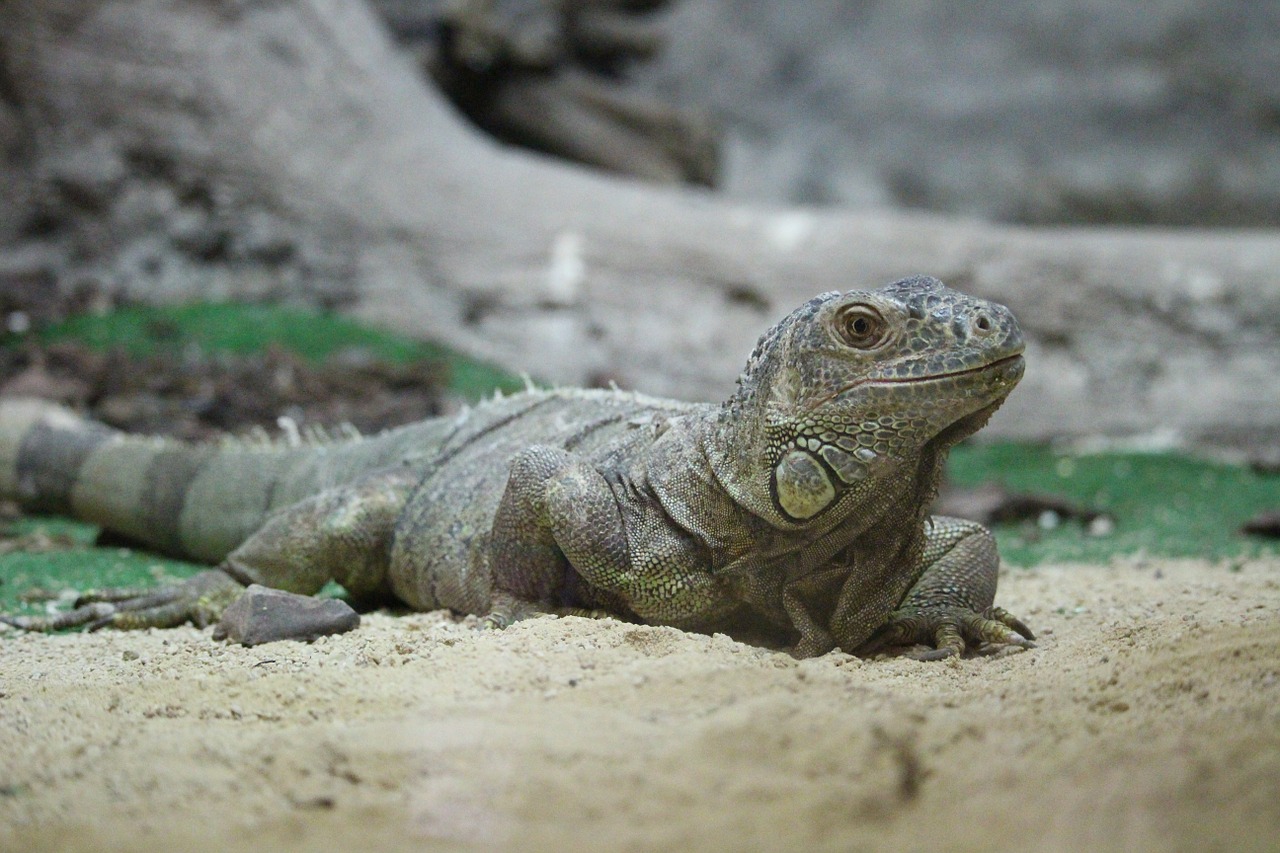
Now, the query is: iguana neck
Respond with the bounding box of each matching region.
[689,394,911,535]
[694,384,992,536]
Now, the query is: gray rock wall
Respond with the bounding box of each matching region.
[630,0,1280,226]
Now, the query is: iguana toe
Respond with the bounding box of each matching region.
[1,601,117,632]
[987,605,1036,642]
[2,569,244,633]
[480,591,557,631]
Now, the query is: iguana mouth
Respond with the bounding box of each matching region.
[873,352,1025,385]
[813,352,1024,408]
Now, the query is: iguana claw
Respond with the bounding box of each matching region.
[862,604,1036,661]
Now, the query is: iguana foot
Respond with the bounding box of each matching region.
[556,607,620,620]
[481,604,619,630]
[0,569,245,632]
[478,591,547,630]
[861,605,1035,661]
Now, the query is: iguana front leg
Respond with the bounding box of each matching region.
[861,515,1035,660]
[1,470,415,632]
[485,446,719,627]
[484,446,632,626]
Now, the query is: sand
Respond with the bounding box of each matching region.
[1,556,1277,853]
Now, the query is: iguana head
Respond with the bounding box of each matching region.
[726,275,1024,524]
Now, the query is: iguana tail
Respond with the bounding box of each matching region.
[0,398,239,560]
[0,398,119,515]
[0,397,414,563]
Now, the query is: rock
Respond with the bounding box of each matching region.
[1248,448,1280,476]
[1241,511,1280,539]
[933,483,1111,528]
[214,585,360,646]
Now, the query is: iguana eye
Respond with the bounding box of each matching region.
[836,305,887,349]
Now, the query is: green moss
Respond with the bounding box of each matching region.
[0,518,204,617]
[948,443,1280,566]
[34,302,526,400]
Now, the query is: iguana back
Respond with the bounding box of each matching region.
[0,389,693,565]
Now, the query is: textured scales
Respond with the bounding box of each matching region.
[0,276,1033,658]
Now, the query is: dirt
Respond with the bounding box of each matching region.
[0,278,450,441]
[0,556,1277,852]
[0,339,446,442]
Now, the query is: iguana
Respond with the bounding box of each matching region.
[0,276,1033,659]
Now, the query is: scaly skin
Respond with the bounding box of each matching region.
[0,276,1033,658]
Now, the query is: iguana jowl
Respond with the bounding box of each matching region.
[0,276,1033,658]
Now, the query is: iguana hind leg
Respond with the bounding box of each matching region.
[221,469,417,598]
[861,515,1035,660]
[2,470,416,632]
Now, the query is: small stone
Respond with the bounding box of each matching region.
[215,585,359,646]
[1241,510,1280,539]
[1087,515,1115,537]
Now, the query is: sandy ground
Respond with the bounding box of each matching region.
[1,556,1277,853]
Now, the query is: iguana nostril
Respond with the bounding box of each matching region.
[973,313,993,335]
